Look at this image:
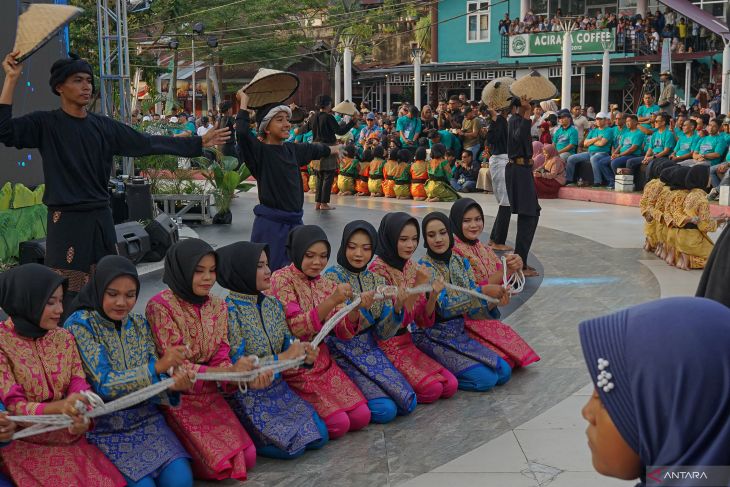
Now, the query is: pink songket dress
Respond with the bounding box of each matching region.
[269,264,367,419]
[0,320,125,487]
[368,257,454,391]
[146,290,254,481]
[452,238,540,368]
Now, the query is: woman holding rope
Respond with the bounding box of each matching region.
[369,212,459,404]
[216,241,329,459]
[64,255,195,487]
[0,264,125,486]
[324,221,417,424]
[270,225,372,440]
[450,199,540,368]
[413,212,512,392]
[145,239,266,482]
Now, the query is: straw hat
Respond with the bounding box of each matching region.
[14,4,83,62]
[481,77,515,110]
[510,70,558,102]
[242,68,299,109]
[332,100,359,116]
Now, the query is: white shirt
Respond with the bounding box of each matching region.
[573,115,591,143]
[197,124,213,136]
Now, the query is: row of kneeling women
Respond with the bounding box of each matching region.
[0,198,538,486]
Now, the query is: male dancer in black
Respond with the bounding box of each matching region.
[0,51,230,305]
[505,97,540,277]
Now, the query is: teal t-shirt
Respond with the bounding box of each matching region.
[695,134,728,165]
[553,126,579,154]
[673,133,700,158]
[637,104,660,128]
[429,130,461,152]
[396,116,422,147]
[612,126,627,148]
[619,129,646,156]
[649,129,676,155]
[586,127,613,153]
[673,126,683,139]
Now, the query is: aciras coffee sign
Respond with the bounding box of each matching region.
[508,29,615,57]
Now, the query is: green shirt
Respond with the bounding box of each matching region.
[619,129,646,156]
[648,128,676,155]
[586,127,613,154]
[430,130,462,153]
[612,126,627,149]
[396,115,422,147]
[637,104,660,128]
[553,126,579,155]
[673,133,700,158]
[695,134,728,165]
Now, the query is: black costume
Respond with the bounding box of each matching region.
[235,109,330,270]
[505,110,541,268]
[308,111,354,205]
[0,104,202,303]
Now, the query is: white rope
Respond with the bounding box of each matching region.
[501,256,525,294]
[443,283,501,304]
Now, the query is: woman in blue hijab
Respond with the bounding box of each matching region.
[579,297,730,486]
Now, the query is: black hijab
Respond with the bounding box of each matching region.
[659,165,676,185]
[0,264,67,338]
[685,164,710,191]
[337,220,378,274]
[422,211,454,263]
[668,166,691,190]
[217,242,270,295]
[449,198,483,245]
[286,225,330,273]
[70,255,140,321]
[163,238,217,305]
[376,212,419,271]
[696,224,730,308]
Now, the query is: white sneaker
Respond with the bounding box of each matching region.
[707,188,719,201]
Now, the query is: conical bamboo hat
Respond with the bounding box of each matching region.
[332,100,358,116]
[481,77,515,110]
[510,70,558,102]
[14,4,83,62]
[242,68,299,108]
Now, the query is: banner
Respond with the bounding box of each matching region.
[508,29,615,57]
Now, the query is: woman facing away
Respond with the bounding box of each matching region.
[412,212,512,392]
[0,264,125,486]
[425,143,460,202]
[145,239,262,482]
[580,297,730,486]
[449,198,540,368]
[269,225,372,440]
[65,255,194,487]
[324,221,417,423]
[216,241,328,459]
[369,212,459,404]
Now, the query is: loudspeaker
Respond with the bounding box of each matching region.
[143,212,179,262]
[125,178,154,221]
[115,222,151,264]
[108,178,129,224]
[19,239,46,265]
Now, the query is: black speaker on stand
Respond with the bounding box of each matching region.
[115,222,151,264]
[125,177,154,221]
[143,212,179,262]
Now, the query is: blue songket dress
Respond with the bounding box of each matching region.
[225,291,327,458]
[65,310,190,482]
[323,265,417,417]
[412,255,512,391]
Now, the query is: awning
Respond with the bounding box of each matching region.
[657,0,729,40]
[159,61,207,81]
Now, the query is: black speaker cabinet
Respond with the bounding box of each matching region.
[143,212,179,262]
[115,222,151,264]
[125,179,154,221]
[19,239,46,265]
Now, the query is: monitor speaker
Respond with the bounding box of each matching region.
[143,212,179,262]
[115,222,151,264]
[125,178,154,221]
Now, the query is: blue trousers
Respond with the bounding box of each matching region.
[610,155,643,187]
[451,179,477,192]
[710,164,727,189]
[123,458,193,487]
[591,153,613,185]
[456,357,511,392]
[257,413,329,460]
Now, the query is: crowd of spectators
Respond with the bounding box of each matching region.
[500,7,726,54]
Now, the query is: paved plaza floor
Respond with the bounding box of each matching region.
[133,190,712,487]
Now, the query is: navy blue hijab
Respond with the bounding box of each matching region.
[580,297,730,486]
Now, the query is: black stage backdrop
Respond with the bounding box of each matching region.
[0,0,70,187]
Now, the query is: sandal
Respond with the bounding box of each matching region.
[522,266,540,277]
[490,243,515,252]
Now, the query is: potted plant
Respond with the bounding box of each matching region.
[203,155,253,224]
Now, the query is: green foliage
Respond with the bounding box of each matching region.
[203,154,253,214]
